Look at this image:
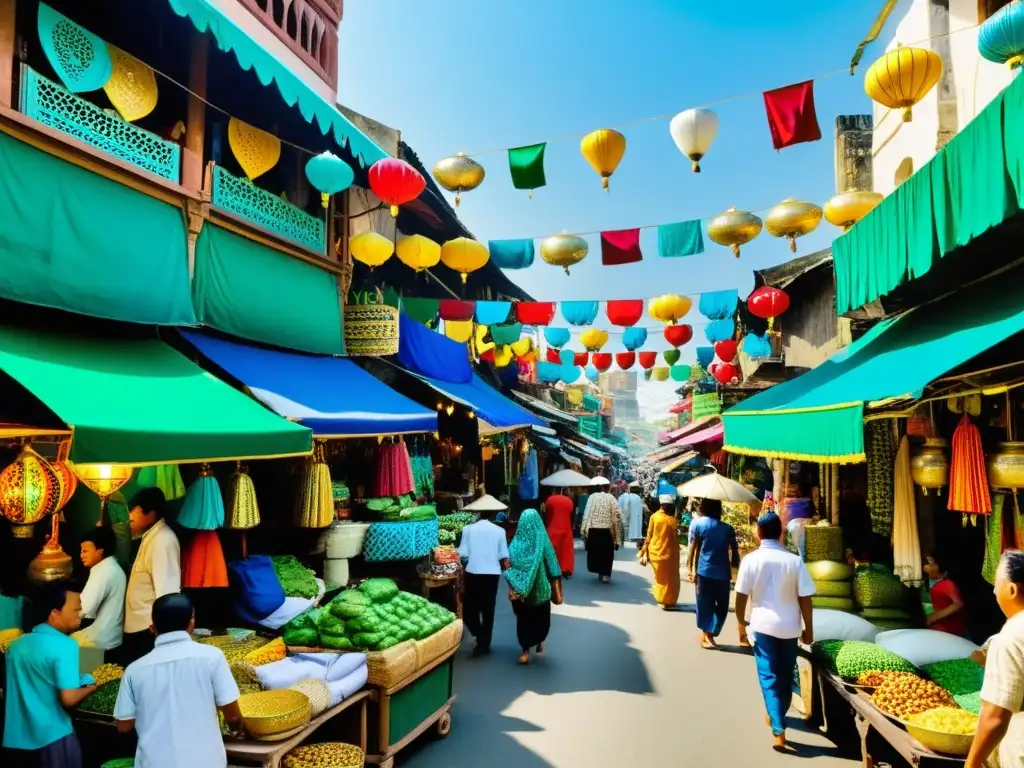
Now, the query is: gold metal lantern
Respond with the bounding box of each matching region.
[765,198,823,252]
[432,153,485,207]
[540,233,589,275]
[707,207,763,258]
[72,462,134,525]
[824,189,884,231]
[0,446,64,538]
[911,438,949,495]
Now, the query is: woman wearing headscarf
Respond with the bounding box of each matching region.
[506,509,563,665]
[638,495,681,610]
[543,489,575,578]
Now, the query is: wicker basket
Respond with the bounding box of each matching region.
[343,305,399,357]
[288,678,332,717]
[238,690,312,738]
[284,743,365,768]
[364,640,418,688]
[414,619,463,669]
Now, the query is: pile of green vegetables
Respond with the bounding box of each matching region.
[812,640,917,679]
[853,565,907,610]
[366,497,437,522]
[438,512,476,546]
[79,679,121,716]
[271,555,319,599]
[922,659,984,714]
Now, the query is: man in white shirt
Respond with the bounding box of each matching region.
[115,593,243,768]
[618,482,645,542]
[74,527,126,652]
[122,488,180,665]
[458,506,511,657]
[734,512,815,751]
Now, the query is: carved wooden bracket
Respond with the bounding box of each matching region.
[186,198,210,277]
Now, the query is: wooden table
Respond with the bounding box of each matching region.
[225,689,371,768]
[418,569,463,619]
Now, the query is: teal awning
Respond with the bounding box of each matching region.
[833,72,1024,314]
[723,264,1024,463]
[166,0,388,168]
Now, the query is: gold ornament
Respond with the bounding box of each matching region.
[432,153,485,207]
[865,46,943,122]
[540,233,588,275]
[0,447,64,538]
[765,198,823,252]
[824,189,884,231]
[707,207,763,258]
[103,45,158,122]
[228,117,281,180]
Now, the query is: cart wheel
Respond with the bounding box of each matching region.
[435,711,452,738]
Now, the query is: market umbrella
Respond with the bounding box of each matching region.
[540,469,592,487]
[590,475,611,486]
[463,494,508,512]
[676,471,758,503]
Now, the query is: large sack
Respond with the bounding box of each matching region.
[811,596,855,612]
[853,567,907,609]
[805,525,844,562]
[813,609,879,643]
[814,580,852,598]
[807,561,854,582]
[874,629,979,668]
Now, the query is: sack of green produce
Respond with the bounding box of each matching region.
[805,524,844,563]
[853,568,907,609]
[814,580,852,598]
[811,596,855,612]
[360,578,400,604]
[330,590,371,618]
[282,609,321,647]
[812,639,917,678]
[806,561,854,582]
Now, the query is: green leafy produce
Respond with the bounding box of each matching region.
[330,590,371,618]
[812,640,917,678]
[270,555,319,599]
[361,578,400,603]
[814,580,852,598]
[366,498,395,512]
[282,608,321,647]
[80,680,121,715]
[853,568,907,610]
[922,659,984,714]
[805,524,844,563]
[439,530,456,545]
[811,596,854,611]
[319,633,354,650]
[438,513,475,532]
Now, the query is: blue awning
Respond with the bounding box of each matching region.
[411,372,546,432]
[181,331,436,437]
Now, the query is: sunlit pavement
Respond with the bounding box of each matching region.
[402,544,857,768]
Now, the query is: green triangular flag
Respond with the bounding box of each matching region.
[402,297,439,325]
[508,143,546,193]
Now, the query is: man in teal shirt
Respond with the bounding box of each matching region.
[3,582,96,767]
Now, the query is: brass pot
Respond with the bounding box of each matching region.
[27,548,73,583]
[988,442,1024,490]
[911,438,948,495]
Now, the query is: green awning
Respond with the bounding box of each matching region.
[193,224,345,355]
[833,72,1024,314]
[723,263,1024,462]
[166,0,387,169]
[0,324,312,465]
[0,131,195,325]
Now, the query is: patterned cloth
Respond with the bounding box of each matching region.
[363,519,439,562]
[582,492,623,546]
[506,510,561,605]
[374,442,415,497]
[411,451,434,498]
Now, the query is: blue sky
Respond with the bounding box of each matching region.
[338,1,885,415]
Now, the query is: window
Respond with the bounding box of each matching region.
[980,0,1013,21]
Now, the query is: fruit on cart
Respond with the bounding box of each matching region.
[922,659,985,714]
[812,640,918,678]
[244,637,287,666]
[198,634,269,662]
[79,679,121,715]
[856,670,920,688]
[871,675,957,718]
[284,742,365,768]
[906,706,978,734]
[853,566,907,609]
[91,663,124,686]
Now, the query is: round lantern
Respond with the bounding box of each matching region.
[649,294,692,325]
[663,349,681,366]
[671,364,692,382]
[605,299,644,327]
[71,462,133,524]
[305,151,355,208]
[368,158,426,217]
[52,461,78,510]
[824,189,884,231]
[712,363,741,385]
[864,46,942,122]
[714,339,738,363]
[615,352,635,370]
[440,238,489,284]
[580,129,626,190]
[573,352,589,367]
[432,153,485,207]
[540,234,589,275]
[544,327,571,348]
[0,447,63,538]
[980,2,1024,68]
[585,365,599,383]
[652,367,670,382]
[664,324,693,348]
[350,231,393,270]
[622,327,648,351]
[396,235,441,272]
[592,353,613,372]
[669,108,719,173]
[707,207,763,258]
[765,198,823,252]
[580,328,609,352]
[747,286,791,331]
[638,351,657,370]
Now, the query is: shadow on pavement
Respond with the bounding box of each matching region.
[560,548,657,607]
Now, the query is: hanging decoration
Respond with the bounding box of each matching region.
[762,80,822,150]
[696,346,715,369]
[947,414,992,521]
[545,347,561,364]
[475,301,512,326]
[671,364,692,382]
[298,445,335,528]
[743,333,773,360]
[765,197,823,252]
[508,143,547,197]
[644,370,653,381]
[606,300,644,327]
[747,286,791,330]
[396,235,441,272]
[304,151,355,208]
[573,352,590,367]
[580,328,609,352]
[649,294,692,325]
[439,299,475,322]
[707,207,763,258]
[475,325,494,359]
[488,239,535,270]
[580,129,627,193]
[538,361,562,383]
[652,367,670,382]
[705,318,736,344]
[432,153,486,207]
[103,45,158,122]
[37,3,113,93]
[865,46,943,122]
[511,338,534,359]
[444,320,474,343]
[135,464,186,501]
[591,353,613,372]
[541,234,589,275]
[824,189,884,231]
[561,364,582,384]
[669,108,719,173]
[51,460,77,511]
[178,465,226,531]
[714,339,738,363]
[440,237,490,283]
[71,462,133,526]
[226,464,260,531]
[698,289,739,320]
[228,118,282,180]
[664,324,693,348]
[0,447,64,538]
[491,322,523,346]
[349,231,394,270]
[493,346,514,367]
[585,365,599,382]
[517,302,557,326]
[601,228,644,266]
[561,301,600,326]
[638,351,658,369]
[368,158,426,217]
[979,2,1024,68]
[711,362,741,385]
[622,327,648,351]
[615,352,636,370]
[544,327,571,347]
[657,220,705,258]
[663,349,681,366]
[403,298,439,325]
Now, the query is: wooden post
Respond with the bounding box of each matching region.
[831,464,840,526]
[182,29,208,194]
[0,0,16,110]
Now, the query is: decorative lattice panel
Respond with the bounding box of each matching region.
[20,67,179,182]
[212,165,326,253]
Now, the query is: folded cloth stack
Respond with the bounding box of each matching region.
[255,652,368,707]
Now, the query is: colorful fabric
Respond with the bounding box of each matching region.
[622,327,648,350]
[698,289,739,320]
[398,312,472,384]
[948,414,992,516]
[517,302,556,326]
[402,298,439,325]
[560,301,599,326]
[177,475,225,531]
[135,464,186,501]
[865,422,895,536]
[488,239,535,269]
[439,300,475,322]
[696,346,715,368]
[519,449,539,501]
[605,299,644,327]
[229,555,286,624]
[508,143,546,191]
[705,318,735,343]
[411,450,434,498]
[893,436,922,586]
[475,301,512,326]
[543,327,571,347]
[544,494,575,575]
[640,511,680,606]
[506,509,561,605]
[743,333,773,359]
[182,531,229,588]
[374,441,415,497]
[582,492,622,545]
[363,519,439,562]
[763,80,821,150]
[600,228,643,266]
[657,220,704,258]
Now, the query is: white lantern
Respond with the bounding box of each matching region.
[669,108,719,173]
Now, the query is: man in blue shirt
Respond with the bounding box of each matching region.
[686,498,740,650]
[3,582,96,767]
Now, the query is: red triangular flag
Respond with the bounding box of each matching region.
[763,80,821,150]
[600,228,643,266]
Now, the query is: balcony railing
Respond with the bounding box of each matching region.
[211,164,326,253]
[19,66,181,182]
[235,0,339,91]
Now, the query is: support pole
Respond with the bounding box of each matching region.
[182,29,208,194]
[0,0,16,110]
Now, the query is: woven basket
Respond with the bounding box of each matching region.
[414,619,463,669]
[288,678,332,717]
[344,305,399,357]
[365,640,418,688]
[239,690,312,738]
[285,743,365,768]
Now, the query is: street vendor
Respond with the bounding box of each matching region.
[924,552,967,637]
[74,527,126,652]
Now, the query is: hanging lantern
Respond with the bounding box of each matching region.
[652,367,670,382]
[649,294,692,325]
[638,351,657,370]
[911,438,949,495]
[580,328,609,352]
[747,286,791,331]
[349,231,394,270]
[669,108,719,173]
[541,234,589,275]
[573,352,589,367]
[103,45,158,122]
[0,447,63,538]
[493,346,514,367]
[368,158,426,217]
[511,338,534,358]
[580,129,627,190]
[605,299,644,327]
[615,352,636,370]
[305,151,355,208]
[664,324,693,348]
[445,320,474,343]
[765,198,822,253]
[980,2,1024,68]
[559,349,576,367]
[864,46,943,122]
[440,238,489,284]
[585,364,599,383]
[622,327,648,351]
[72,462,134,525]
[51,461,78,511]
[671,364,692,382]
[544,327,571,348]
[561,365,582,385]
[824,189,884,231]
[707,207,763,258]
[432,153,485,207]
[714,339,738,363]
[227,464,260,530]
[228,118,281,180]
[663,349,681,365]
[396,234,441,272]
[712,363,741,385]
[517,302,557,326]
[592,352,613,373]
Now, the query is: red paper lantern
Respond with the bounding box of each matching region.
[545,347,561,364]
[664,324,693,348]
[638,351,657,369]
[605,299,644,327]
[747,286,790,330]
[712,362,740,385]
[714,339,738,363]
[574,352,589,367]
[615,352,636,370]
[592,353,613,372]
[368,158,426,217]
[516,302,557,326]
[439,299,475,321]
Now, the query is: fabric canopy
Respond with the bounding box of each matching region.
[658,415,721,445]
[397,312,472,383]
[166,0,387,168]
[413,372,545,432]
[723,263,1024,462]
[0,325,311,464]
[181,331,436,437]
[667,423,723,449]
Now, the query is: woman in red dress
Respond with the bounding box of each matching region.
[544,491,576,579]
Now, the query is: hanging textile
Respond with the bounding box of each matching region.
[182,531,229,588]
[439,299,475,322]
[560,301,599,326]
[948,414,992,517]
[374,440,415,496]
[488,238,535,269]
[606,299,644,327]
[401,298,439,326]
[983,493,1006,585]
[518,448,539,501]
[743,333,773,360]
[704,318,735,343]
[178,470,225,530]
[657,220,705,258]
[508,143,546,192]
[865,422,895,536]
[444,319,473,343]
[475,301,511,326]
[696,346,715,369]
[398,311,472,383]
[491,322,522,346]
[638,351,657,369]
[698,289,739,320]
[615,352,635,370]
[544,327,571,347]
[135,464,186,501]
[537,361,562,383]
[692,393,721,420]
[515,302,555,326]
[892,436,922,586]
[622,327,648,351]
[296,453,333,528]
[600,228,643,266]
[763,80,822,150]
[410,442,434,498]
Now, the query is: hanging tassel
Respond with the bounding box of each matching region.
[182,531,229,588]
[226,462,260,530]
[296,444,334,528]
[947,414,992,517]
[178,464,225,530]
